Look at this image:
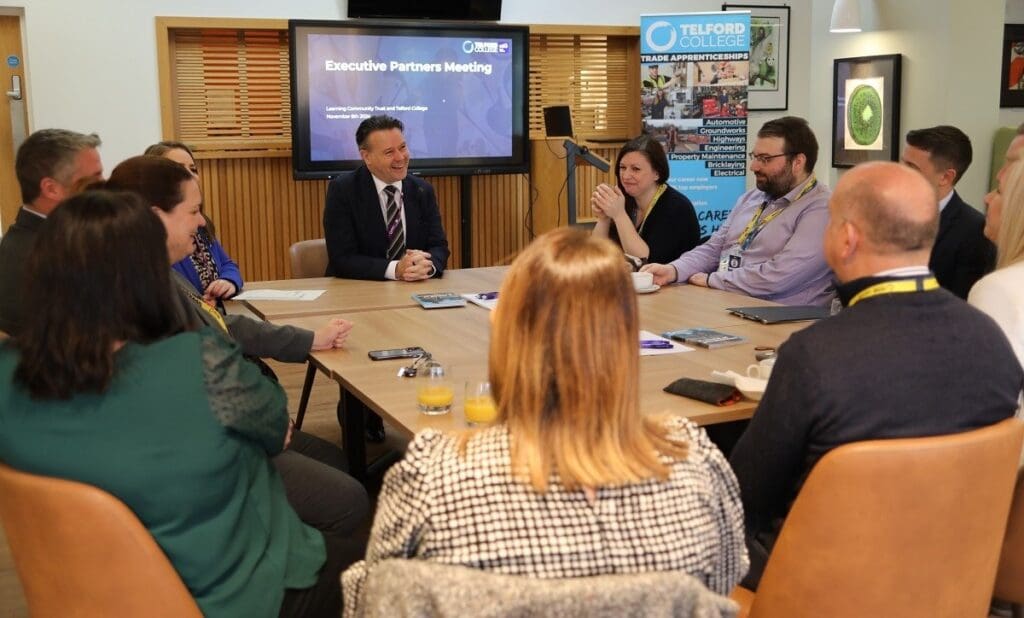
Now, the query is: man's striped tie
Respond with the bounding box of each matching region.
[384,185,405,261]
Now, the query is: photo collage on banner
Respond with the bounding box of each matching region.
[640,12,750,237]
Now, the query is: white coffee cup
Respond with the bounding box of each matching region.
[746,357,776,380]
[631,271,654,291]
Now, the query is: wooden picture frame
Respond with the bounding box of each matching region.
[832,54,902,168]
[722,3,790,110]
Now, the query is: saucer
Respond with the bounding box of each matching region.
[635,284,661,294]
[710,370,767,401]
[733,375,768,401]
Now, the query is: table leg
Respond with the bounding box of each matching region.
[338,385,367,481]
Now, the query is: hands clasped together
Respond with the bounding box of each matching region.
[590,183,628,223]
[311,318,355,351]
[396,249,435,281]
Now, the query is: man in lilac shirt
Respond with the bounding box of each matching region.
[643,117,835,306]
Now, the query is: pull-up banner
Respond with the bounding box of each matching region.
[640,11,750,238]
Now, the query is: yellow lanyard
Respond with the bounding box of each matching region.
[736,175,818,251]
[637,184,668,236]
[847,276,939,307]
[186,289,228,333]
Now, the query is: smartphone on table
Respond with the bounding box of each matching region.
[367,347,425,361]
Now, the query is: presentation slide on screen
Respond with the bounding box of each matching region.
[307,33,515,162]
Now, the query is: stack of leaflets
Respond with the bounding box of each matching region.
[661,327,745,349]
[411,293,467,309]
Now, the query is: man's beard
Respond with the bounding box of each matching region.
[756,163,796,199]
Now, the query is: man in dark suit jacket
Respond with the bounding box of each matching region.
[324,115,450,281]
[729,162,1023,590]
[0,129,104,334]
[901,125,996,298]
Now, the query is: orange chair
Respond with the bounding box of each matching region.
[732,418,1024,618]
[0,462,201,617]
[288,238,329,429]
[994,470,1024,617]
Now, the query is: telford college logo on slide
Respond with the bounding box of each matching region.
[463,40,509,54]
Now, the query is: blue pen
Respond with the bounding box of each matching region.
[640,339,673,349]
[477,292,499,300]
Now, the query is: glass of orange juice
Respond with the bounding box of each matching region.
[464,380,498,425]
[417,364,454,415]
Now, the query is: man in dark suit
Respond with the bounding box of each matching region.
[0,129,104,334]
[729,162,1023,590]
[901,125,996,298]
[323,115,450,281]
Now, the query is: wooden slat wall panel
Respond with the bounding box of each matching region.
[174,28,291,149]
[528,33,635,140]
[426,176,463,270]
[193,155,526,280]
[574,145,620,222]
[472,174,531,266]
[197,156,326,282]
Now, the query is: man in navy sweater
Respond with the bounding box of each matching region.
[729,162,1024,589]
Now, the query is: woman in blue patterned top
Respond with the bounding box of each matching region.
[146,141,243,310]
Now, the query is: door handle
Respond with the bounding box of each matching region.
[6,75,22,101]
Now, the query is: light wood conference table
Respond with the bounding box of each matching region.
[240,266,508,320]
[256,267,811,478]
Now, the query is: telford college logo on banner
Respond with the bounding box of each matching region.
[640,11,750,237]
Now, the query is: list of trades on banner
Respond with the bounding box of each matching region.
[640,11,750,238]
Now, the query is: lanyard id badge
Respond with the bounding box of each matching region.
[718,246,742,272]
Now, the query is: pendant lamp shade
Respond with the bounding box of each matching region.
[830,0,862,33]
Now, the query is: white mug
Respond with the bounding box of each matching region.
[631,271,654,291]
[746,357,776,380]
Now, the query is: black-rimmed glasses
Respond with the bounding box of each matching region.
[747,152,791,165]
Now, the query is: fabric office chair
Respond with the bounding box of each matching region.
[288,238,329,429]
[354,558,738,618]
[994,471,1024,617]
[0,462,202,617]
[732,418,1024,618]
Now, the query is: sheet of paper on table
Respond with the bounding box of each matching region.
[639,330,694,356]
[461,293,499,310]
[233,289,326,301]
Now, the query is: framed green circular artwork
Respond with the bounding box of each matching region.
[832,54,902,168]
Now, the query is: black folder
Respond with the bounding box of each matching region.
[726,305,831,324]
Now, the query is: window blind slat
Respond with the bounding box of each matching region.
[172,28,291,147]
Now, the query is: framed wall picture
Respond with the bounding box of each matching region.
[832,54,902,168]
[1000,24,1024,107]
[722,3,790,110]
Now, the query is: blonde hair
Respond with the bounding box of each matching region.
[997,158,1024,269]
[474,228,688,492]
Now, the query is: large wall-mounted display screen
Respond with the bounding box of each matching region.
[290,20,529,179]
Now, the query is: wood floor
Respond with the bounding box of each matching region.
[0,356,365,616]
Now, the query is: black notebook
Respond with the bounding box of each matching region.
[726,305,831,324]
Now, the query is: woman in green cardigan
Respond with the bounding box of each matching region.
[0,190,338,617]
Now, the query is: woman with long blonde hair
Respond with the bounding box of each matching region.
[342,228,747,614]
[969,156,1024,367]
